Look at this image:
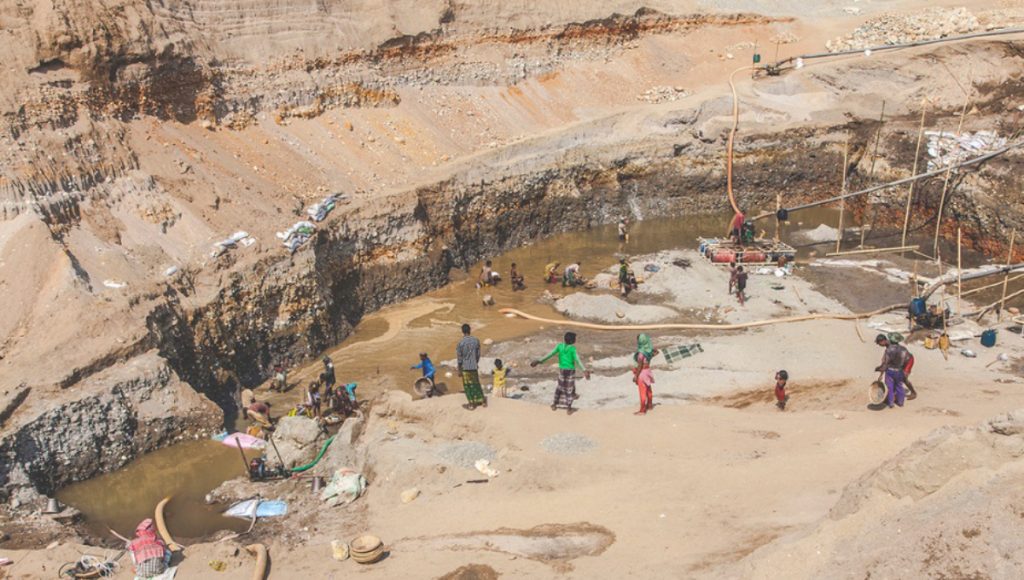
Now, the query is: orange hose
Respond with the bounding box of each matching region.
[499,304,903,331]
[154,496,182,551]
[725,66,755,217]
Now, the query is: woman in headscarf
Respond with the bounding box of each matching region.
[127,519,170,578]
[632,334,658,413]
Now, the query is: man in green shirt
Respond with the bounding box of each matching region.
[531,332,590,414]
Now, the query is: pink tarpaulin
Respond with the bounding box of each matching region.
[220,432,266,450]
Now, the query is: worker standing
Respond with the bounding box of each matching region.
[456,324,486,409]
[874,334,910,408]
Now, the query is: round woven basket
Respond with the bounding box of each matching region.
[413,378,433,398]
[351,545,384,564]
[868,381,887,405]
[350,534,382,555]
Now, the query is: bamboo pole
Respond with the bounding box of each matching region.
[999,229,1017,321]
[957,227,962,315]
[912,259,919,297]
[836,135,850,254]
[932,93,972,258]
[774,193,782,242]
[960,273,1024,298]
[863,101,886,248]
[976,286,1024,320]
[901,102,928,249]
[825,245,919,257]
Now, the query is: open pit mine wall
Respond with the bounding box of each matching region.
[145,118,1024,412]
[0,352,221,504]
[2,112,1022,503]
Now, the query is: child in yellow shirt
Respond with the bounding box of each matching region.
[492,359,509,398]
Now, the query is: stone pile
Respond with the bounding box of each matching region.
[637,86,690,104]
[826,7,979,52]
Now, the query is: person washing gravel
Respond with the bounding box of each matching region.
[531,332,590,414]
[457,324,486,409]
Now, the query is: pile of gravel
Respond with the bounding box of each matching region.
[437,441,496,468]
[826,7,978,53]
[541,433,597,455]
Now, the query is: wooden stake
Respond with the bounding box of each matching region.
[956,227,962,315]
[774,193,782,242]
[901,102,928,249]
[912,258,919,298]
[999,229,1017,321]
[826,244,919,257]
[863,101,886,248]
[933,93,972,259]
[836,135,850,254]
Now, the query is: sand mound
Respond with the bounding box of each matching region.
[793,224,839,243]
[722,410,1024,579]
[554,293,678,324]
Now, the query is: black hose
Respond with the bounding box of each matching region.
[776,26,1024,67]
[757,140,1024,219]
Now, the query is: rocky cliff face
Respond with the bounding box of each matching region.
[0,351,221,506]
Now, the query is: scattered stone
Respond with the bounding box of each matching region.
[637,86,690,104]
[438,441,495,468]
[541,433,597,455]
[482,294,495,306]
[826,8,979,52]
[401,488,420,503]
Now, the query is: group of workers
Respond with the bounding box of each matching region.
[478,259,526,291]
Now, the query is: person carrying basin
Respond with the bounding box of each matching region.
[874,334,910,409]
[411,352,437,398]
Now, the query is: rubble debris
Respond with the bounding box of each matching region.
[925,130,1007,170]
[637,86,690,104]
[826,8,979,52]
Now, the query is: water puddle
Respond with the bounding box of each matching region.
[56,440,253,541]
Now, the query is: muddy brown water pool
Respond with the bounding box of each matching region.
[57,440,253,541]
[62,208,961,539]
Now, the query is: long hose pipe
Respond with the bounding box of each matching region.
[725,66,755,217]
[775,26,1024,68]
[245,543,268,580]
[289,435,335,473]
[499,304,903,331]
[154,496,182,551]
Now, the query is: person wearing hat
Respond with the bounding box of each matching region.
[127,519,170,578]
[874,334,910,408]
[410,352,437,397]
